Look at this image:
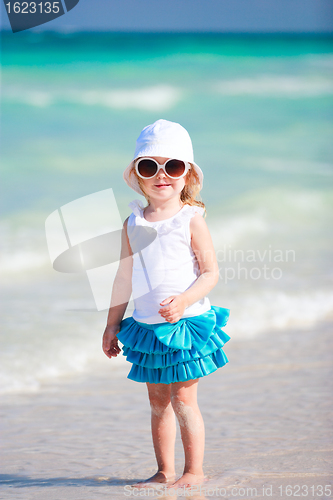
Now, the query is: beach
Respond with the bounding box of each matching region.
[1,318,332,499]
[1,32,333,499]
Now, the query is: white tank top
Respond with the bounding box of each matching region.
[127,199,211,324]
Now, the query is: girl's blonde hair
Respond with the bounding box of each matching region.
[129,163,207,217]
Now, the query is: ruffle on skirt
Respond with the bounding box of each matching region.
[116,305,230,384]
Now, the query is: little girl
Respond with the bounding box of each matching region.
[102,119,230,490]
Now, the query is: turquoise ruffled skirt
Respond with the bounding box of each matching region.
[117,305,230,384]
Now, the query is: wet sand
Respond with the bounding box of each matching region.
[1,321,332,499]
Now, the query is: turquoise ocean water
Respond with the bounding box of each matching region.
[1,32,333,393]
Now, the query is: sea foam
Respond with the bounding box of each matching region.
[215,75,333,97]
[3,85,181,111]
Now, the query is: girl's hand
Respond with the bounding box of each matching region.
[158,295,188,323]
[102,325,121,359]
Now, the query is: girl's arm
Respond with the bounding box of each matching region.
[102,217,133,358]
[159,213,219,323]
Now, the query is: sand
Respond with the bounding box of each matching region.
[1,321,332,499]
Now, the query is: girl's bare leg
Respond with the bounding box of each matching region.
[133,382,177,488]
[168,378,206,488]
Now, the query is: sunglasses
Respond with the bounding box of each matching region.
[134,157,191,180]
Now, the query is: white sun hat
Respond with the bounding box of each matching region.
[123,119,204,196]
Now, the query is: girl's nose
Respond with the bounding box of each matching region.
[156,167,167,178]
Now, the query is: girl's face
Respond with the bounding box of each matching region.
[138,156,187,202]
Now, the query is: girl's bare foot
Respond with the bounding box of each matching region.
[132,470,176,488]
[167,472,208,490]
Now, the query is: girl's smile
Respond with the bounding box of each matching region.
[155,183,171,188]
